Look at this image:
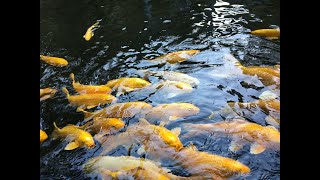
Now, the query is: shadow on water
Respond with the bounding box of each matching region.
[40,0,279,179]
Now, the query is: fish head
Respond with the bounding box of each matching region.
[108,118,125,130]
[79,133,96,149]
[158,130,183,151]
[264,126,280,143]
[186,49,200,56]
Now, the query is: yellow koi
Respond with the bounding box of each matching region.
[40,55,68,67]
[70,73,112,94]
[147,50,200,64]
[40,129,48,143]
[83,22,100,41]
[40,88,57,101]
[62,87,116,109]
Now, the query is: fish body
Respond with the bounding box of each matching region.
[40,129,48,143]
[62,87,116,109]
[40,88,57,101]
[138,70,200,87]
[99,118,183,155]
[241,66,280,86]
[83,156,181,180]
[83,22,100,41]
[145,102,200,125]
[52,122,95,150]
[150,80,193,98]
[183,119,280,154]
[40,55,68,67]
[148,50,200,64]
[228,99,280,114]
[106,77,151,96]
[70,73,112,94]
[85,117,125,134]
[78,102,153,120]
[251,28,280,39]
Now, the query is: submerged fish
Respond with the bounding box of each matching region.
[40,55,68,67]
[228,99,280,115]
[149,80,194,98]
[83,22,100,41]
[62,87,116,109]
[82,117,125,135]
[145,102,200,126]
[70,73,112,94]
[140,140,250,179]
[52,122,95,150]
[251,28,280,39]
[77,101,153,120]
[183,119,280,154]
[83,156,183,180]
[106,77,151,96]
[138,70,200,87]
[224,54,280,87]
[40,88,57,101]
[147,50,200,64]
[40,129,48,143]
[99,118,183,155]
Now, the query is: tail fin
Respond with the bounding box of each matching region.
[53,122,60,131]
[70,73,76,85]
[61,87,70,98]
[91,21,100,29]
[76,107,93,119]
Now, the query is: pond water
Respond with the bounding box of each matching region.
[40,0,280,179]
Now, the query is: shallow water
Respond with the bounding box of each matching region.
[40,0,280,179]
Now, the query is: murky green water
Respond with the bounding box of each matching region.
[40,0,280,179]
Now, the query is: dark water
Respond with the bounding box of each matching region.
[40,0,280,179]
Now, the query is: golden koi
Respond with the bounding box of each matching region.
[83,156,182,180]
[228,99,280,115]
[224,54,280,86]
[70,73,112,94]
[40,88,57,101]
[77,101,153,120]
[83,22,100,41]
[40,55,68,67]
[82,117,125,134]
[183,119,280,154]
[147,50,200,64]
[251,28,280,39]
[99,118,183,155]
[62,87,116,109]
[106,77,151,96]
[40,129,48,143]
[145,102,200,126]
[52,122,95,150]
[140,142,250,179]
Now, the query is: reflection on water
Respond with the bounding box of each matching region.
[40,0,280,179]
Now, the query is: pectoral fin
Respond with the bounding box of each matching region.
[65,142,80,150]
[229,140,244,152]
[250,143,266,154]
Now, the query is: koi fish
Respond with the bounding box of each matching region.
[138,70,200,87]
[83,22,100,41]
[40,88,57,101]
[40,55,68,67]
[51,122,95,150]
[70,73,112,94]
[251,28,280,40]
[145,102,200,126]
[147,50,200,64]
[81,117,125,135]
[62,87,116,109]
[182,119,280,154]
[40,129,48,143]
[77,101,153,120]
[99,118,183,155]
[106,77,151,96]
